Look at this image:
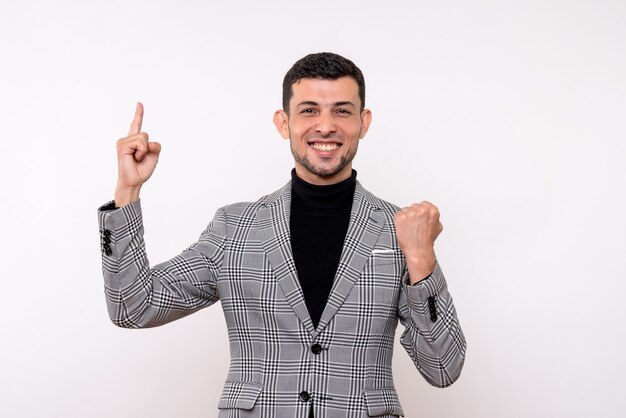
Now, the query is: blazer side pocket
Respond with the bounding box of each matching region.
[362,387,404,417]
[218,381,263,410]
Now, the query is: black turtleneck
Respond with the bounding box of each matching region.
[290,169,356,328]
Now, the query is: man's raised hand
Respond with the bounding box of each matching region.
[394,201,443,285]
[114,102,161,207]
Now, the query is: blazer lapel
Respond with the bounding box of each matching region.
[314,182,386,338]
[256,182,316,334]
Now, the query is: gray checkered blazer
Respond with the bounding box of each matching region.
[98,181,466,418]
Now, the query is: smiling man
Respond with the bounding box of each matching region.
[274,75,371,184]
[98,52,466,418]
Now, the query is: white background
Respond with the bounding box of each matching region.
[1,0,625,417]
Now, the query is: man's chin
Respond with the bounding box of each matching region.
[293,151,353,182]
[300,164,354,184]
[305,163,345,178]
[312,169,340,178]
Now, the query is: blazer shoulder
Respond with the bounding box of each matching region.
[218,181,290,220]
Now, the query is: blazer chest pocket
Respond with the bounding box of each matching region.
[218,381,263,410]
[368,249,403,271]
[363,387,404,417]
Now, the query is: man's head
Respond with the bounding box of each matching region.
[282,52,366,114]
[274,53,372,186]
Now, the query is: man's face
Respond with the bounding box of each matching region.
[273,76,372,185]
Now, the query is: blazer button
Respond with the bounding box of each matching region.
[299,391,310,402]
[311,343,322,355]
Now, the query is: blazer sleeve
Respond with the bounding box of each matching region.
[397,261,467,388]
[97,199,226,328]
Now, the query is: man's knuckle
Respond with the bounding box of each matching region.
[116,138,127,150]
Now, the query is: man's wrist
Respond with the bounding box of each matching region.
[114,185,141,208]
[405,253,436,285]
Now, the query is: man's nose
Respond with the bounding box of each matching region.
[316,112,336,136]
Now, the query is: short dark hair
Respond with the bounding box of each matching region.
[282,52,366,113]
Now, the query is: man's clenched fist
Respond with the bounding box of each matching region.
[394,202,443,284]
[114,102,161,207]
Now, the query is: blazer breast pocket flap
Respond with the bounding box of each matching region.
[217,381,263,410]
[363,387,404,417]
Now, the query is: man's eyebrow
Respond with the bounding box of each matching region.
[334,101,356,108]
[296,101,356,108]
[297,101,319,107]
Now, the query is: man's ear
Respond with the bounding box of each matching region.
[273,110,290,139]
[359,109,372,139]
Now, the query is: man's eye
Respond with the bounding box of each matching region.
[336,109,352,115]
[301,108,316,114]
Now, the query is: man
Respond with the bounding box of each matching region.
[98,52,466,417]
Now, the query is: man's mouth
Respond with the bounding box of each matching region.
[309,142,340,151]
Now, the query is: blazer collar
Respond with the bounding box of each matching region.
[256,180,387,337]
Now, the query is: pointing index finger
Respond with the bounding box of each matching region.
[128,102,144,136]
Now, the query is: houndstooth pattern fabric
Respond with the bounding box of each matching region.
[98,181,466,417]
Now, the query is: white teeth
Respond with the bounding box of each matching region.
[311,143,339,151]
